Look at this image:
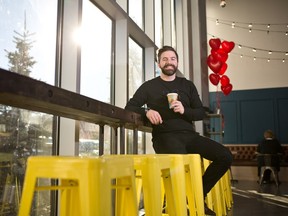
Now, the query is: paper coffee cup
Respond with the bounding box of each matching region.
[167,93,178,109]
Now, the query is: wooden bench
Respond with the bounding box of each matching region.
[224,144,288,166]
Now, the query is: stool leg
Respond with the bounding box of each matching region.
[203,159,227,216]
[222,171,232,210]
[162,169,177,216]
[270,169,279,187]
[59,179,81,216]
[135,169,143,206]
[169,155,189,216]
[141,161,163,216]
[186,154,205,216]
[18,166,37,215]
[115,176,138,216]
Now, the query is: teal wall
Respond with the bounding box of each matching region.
[209,87,288,144]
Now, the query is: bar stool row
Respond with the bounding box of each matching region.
[18,154,233,216]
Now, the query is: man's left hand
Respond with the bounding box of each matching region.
[170,101,184,114]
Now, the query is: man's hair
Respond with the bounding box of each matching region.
[157,46,178,62]
[264,129,274,139]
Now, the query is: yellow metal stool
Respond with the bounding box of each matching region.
[99,155,138,216]
[18,156,138,216]
[100,155,138,216]
[167,154,205,216]
[203,158,227,216]
[129,154,177,216]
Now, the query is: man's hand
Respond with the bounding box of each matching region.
[146,109,163,125]
[170,100,184,114]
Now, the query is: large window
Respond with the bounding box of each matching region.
[79,0,113,156]
[128,38,144,98]
[128,38,145,153]
[128,0,144,30]
[154,0,163,48]
[0,0,58,215]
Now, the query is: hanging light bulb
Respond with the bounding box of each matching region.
[238,45,242,49]
[267,24,270,28]
[249,29,252,33]
[232,22,235,28]
[268,51,272,55]
[285,32,288,36]
[267,59,270,62]
[248,23,253,28]
[216,19,219,25]
[282,59,285,63]
[240,54,243,58]
[285,52,288,56]
[252,48,256,52]
[253,57,256,61]
[220,0,226,7]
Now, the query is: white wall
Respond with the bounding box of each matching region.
[206,0,288,91]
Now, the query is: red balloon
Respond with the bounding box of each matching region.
[220,75,230,86]
[207,54,222,74]
[211,48,228,63]
[209,73,220,85]
[221,41,235,53]
[219,63,227,75]
[209,38,221,50]
[221,83,233,95]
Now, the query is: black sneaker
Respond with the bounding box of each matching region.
[204,203,216,216]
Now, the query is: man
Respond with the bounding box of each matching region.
[257,129,283,183]
[125,46,233,215]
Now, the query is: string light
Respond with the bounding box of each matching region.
[208,34,288,62]
[230,51,287,63]
[207,17,288,35]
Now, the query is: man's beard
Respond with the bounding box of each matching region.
[161,64,177,76]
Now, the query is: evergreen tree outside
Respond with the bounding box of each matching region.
[0,12,37,216]
[4,12,36,76]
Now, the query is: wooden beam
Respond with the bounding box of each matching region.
[0,68,151,132]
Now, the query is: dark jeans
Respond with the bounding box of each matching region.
[152,132,233,197]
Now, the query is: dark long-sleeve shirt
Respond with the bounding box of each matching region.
[125,76,205,136]
[257,138,283,155]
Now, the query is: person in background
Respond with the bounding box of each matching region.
[125,45,233,216]
[257,129,284,183]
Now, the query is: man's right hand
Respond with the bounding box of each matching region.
[146,109,163,125]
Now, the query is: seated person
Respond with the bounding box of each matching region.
[256,129,283,183]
